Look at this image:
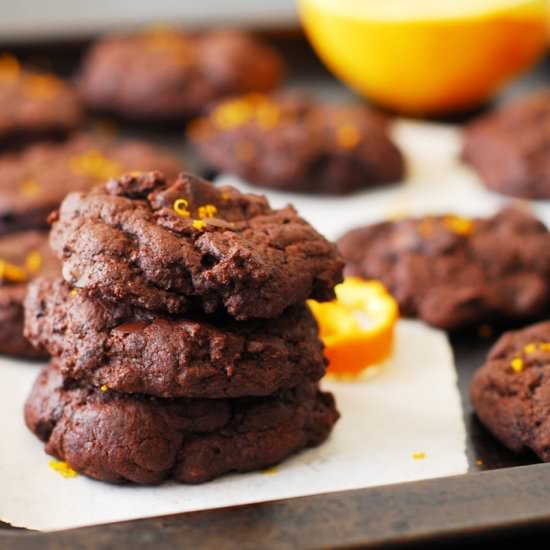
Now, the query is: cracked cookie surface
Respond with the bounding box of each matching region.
[0,230,59,358]
[190,93,404,194]
[0,133,183,235]
[50,171,344,320]
[338,208,550,329]
[471,321,550,461]
[25,362,339,484]
[25,276,327,398]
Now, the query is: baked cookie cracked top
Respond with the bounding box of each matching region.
[338,208,550,329]
[0,54,82,149]
[50,171,344,319]
[78,28,284,120]
[0,133,184,235]
[471,321,550,462]
[190,93,404,194]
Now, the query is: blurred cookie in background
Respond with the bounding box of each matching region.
[190,93,404,194]
[0,54,82,151]
[0,133,184,235]
[78,27,284,121]
[0,230,58,358]
[338,207,550,330]
[463,90,550,199]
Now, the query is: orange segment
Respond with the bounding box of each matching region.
[309,277,399,378]
[299,0,549,115]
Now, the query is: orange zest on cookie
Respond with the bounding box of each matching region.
[48,459,78,478]
[69,150,122,181]
[308,277,398,378]
[173,198,191,218]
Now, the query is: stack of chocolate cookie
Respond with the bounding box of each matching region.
[23,172,342,484]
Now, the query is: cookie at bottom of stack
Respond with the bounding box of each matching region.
[471,320,550,461]
[25,362,339,484]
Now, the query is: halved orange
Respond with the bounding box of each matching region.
[299,0,549,115]
[309,277,399,378]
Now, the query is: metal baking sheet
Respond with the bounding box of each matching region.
[1,35,549,548]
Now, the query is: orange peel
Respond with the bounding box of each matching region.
[308,277,399,378]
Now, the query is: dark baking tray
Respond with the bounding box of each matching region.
[1,33,550,548]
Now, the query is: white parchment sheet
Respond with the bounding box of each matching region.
[2,119,530,531]
[0,320,466,531]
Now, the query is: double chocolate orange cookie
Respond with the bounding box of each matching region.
[0,133,183,235]
[50,171,343,319]
[190,93,404,194]
[338,208,550,329]
[78,28,284,120]
[25,277,327,398]
[25,363,338,484]
[0,54,82,150]
[0,230,58,358]
[463,91,550,199]
[471,321,550,462]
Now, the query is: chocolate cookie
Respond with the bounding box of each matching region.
[338,208,550,329]
[25,362,339,484]
[190,93,404,194]
[50,171,344,320]
[471,321,550,461]
[25,276,327,398]
[0,54,82,150]
[463,91,550,199]
[0,133,184,235]
[78,28,284,120]
[0,231,58,358]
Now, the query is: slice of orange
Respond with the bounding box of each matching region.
[299,0,549,115]
[309,277,399,378]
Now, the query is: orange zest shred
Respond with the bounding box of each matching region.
[69,149,122,181]
[308,277,398,378]
[442,215,473,236]
[0,54,20,82]
[20,178,41,198]
[192,219,206,230]
[22,74,62,99]
[25,251,42,273]
[198,204,218,219]
[48,459,78,478]
[510,357,524,373]
[0,259,28,283]
[336,123,361,149]
[173,198,191,218]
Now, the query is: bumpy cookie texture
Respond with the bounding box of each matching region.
[25,277,327,398]
[25,363,339,484]
[50,172,343,319]
[463,91,550,199]
[78,28,284,120]
[190,93,404,194]
[0,133,184,235]
[338,208,550,329]
[0,54,82,150]
[0,231,59,358]
[471,321,550,461]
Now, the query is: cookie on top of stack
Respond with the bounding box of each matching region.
[24,171,342,484]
